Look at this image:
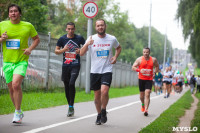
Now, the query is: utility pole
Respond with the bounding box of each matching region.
[163,27,167,71]
[85,18,93,93]
[148,0,152,49]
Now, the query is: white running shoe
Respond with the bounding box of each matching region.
[12,111,24,123]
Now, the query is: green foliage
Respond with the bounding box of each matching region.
[0,0,172,64]
[0,0,48,33]
[139,90,193,133]
[176,0,200,66]
[47,0,172,64]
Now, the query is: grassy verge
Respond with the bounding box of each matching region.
[195,68,200,75]
[139,90,193,133]
[191,92,200,131]
[0,86,139,115]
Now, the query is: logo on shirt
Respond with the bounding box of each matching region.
[65,40,79,52]
[93,44,110,47]
[64,40,79,64]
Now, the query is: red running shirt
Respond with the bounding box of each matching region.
[138,56,154,80]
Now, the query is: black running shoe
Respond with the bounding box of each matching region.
[144,111,148,116]
[101,109,107,124]
[95,114,101,125]
[67,107,74,117]
[167,93,170,98]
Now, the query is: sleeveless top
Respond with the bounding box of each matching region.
[138,56,154,80]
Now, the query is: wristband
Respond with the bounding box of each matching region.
[136,68,140,72]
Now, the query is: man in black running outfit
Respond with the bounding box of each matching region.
[55,22,85,117]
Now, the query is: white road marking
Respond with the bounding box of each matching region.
[23,95,162,133]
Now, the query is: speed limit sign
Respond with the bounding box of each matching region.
[83,2,98,18]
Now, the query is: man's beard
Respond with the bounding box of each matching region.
[97,29,106,35]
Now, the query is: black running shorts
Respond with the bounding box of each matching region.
[176,81,183,87]
[163,81,171,85]
[139,79,153,92]
[90,72,112,91]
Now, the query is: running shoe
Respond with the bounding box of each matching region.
[101,109,107,124]
[164,96,167,98]
[67,107,74,117]
[144,111,148,116]
[95,114,101,125]
[167,93,170,98]
[141,106,145,112]
[12,111,24,123]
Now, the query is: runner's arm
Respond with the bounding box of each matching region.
[0,31,8,43]
[80,36,93,56]
[132,57,140,71]
[55,45,69,55]
[153,58,159,73]
[23,35,40,55]
[110,45,121,64]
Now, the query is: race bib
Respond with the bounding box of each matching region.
[65,52,76,60]
[142,69,152,76]
[96,49,109,58]
[6,39,20,49]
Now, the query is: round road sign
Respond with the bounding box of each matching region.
[83,2,98,18]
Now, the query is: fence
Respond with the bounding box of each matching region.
[0,33,138,90]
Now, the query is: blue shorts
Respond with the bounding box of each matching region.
[155,82,162,87]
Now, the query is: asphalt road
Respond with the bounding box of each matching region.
[0,88,188,133]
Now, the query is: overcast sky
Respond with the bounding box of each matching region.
[114,0,188,50]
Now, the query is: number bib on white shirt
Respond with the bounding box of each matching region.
[96,49,109,58]
[6,39,20,49]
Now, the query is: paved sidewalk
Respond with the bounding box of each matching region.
[0,88,188,133]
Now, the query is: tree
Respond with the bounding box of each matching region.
[47,0,172,64]
[176,0,200,66]
[0,0,48,33]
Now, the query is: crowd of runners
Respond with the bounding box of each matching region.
[153,65,200,97]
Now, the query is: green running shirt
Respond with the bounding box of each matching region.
[0,21,37,63]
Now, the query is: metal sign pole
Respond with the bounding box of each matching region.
[45,32,51,90]
[85,18,93,93]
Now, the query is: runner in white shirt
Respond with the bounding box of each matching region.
[80,19,121,125]
[174,71,183,93]
[168,66,173,95]
[163,67,172,98]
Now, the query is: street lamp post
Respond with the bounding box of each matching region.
[163,28,167,71]
[148,0,152,49]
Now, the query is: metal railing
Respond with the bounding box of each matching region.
[0,33,138,90]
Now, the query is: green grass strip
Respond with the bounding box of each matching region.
[139,90,193,133]
[0,86,139,115]
[191,92,200,131]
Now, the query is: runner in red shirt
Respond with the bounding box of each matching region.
[132,47,159,116]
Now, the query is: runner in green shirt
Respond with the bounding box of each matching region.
[0,4,40,123]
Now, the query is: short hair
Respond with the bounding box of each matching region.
[95,19,106,26]
[8,4,22,14]
[66,22,75,28]
[143,47,150,53]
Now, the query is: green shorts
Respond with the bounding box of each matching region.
[3,61,28,83]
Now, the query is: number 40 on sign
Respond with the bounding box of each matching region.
[83,2,98,18]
